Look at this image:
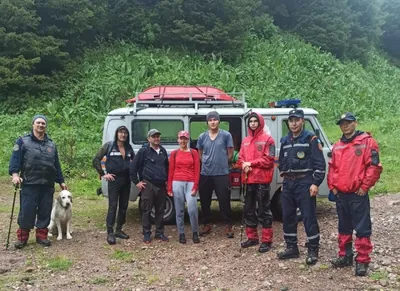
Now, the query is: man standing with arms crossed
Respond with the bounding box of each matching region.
[197,111,234,238]
[329,112,382,276]
[277,109,326,265]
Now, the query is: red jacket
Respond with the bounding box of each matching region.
[167,149,200,193]
[237,113,275,184]
[328,131,382,193]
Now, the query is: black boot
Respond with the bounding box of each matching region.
[179,233,186,244]
[305,246,319,265]
[355,262,369,276]
[107,233,116,245]
[241,239,259,249]
[193,232,200,244]
[115,228,129,239]
[14,240,27,249]
[331,243,353,268]
[258,242,272,253]
[36,238,51,247]
[277,246,300,260]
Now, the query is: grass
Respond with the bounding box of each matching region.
[90,276,109,285]
[110,249,134,262]
[369,271,389,281]
[147,274,160,285]
[44,256,73,271]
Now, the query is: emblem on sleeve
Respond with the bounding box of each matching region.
[13,144,19,151]
[257,145,262,151]
[47,147,53,153]
[297,151,305,159]
[355,149,362,156]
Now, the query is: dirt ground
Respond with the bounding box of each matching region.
[0,178,400,291]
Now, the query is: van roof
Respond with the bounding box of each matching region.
[107,107,319,116]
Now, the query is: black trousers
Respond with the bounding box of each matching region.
[106,176,130,233]
[140,180,166,235]
[199,174,232,225]
[244,184,272,228]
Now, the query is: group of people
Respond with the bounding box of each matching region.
[9,109,382,277]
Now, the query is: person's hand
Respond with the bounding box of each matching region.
[244,166,252,173]
[309,184,319,197]
[242,162,251,170]
[60,183,68,191]
[332,188,338,195]
[136,181,146,190]
[103,173,116,182]
[167,191,173,197]
[356,188,368,196]
[191,189,197,196]
[12,174,22,186]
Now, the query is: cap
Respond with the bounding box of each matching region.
[288,109,304,119]
[177,131,189,139]
[117,126,128,132]
[32,114,47,124]
[147,129,161,137]
[336,112,356,125]
[206,111,220,121]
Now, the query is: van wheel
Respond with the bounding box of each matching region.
[149,195,176,225]
[271,190,283,221]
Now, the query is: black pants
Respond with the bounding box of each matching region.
[199,174,232,225]
[106,176,130,233]
[140,180,166,235]
[18,185,54,229]
[282,176,320,248]
[244,184,272,228]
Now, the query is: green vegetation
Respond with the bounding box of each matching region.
[90,276,109,285]
[110,250,133,262]
[369,271,389,281]
[44,256,73,271]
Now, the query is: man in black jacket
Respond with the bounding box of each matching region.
[93,126,135,245]
[130,129,169,244]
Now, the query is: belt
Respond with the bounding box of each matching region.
[284,174,307,180]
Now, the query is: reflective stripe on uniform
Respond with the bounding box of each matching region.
[283,143,310,149]
[307,234,320,240]
[284,233,297,237]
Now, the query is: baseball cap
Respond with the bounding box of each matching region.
[288,109,304,119]
[336,112,356,125]
[177,131,189,139]
[147,129,161,137]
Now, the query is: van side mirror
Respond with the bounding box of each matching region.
[315,129,324,147]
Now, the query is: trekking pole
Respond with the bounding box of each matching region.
[239,174,247,253]
[6,185,19,250]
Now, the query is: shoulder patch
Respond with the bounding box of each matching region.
[13,144,19,151]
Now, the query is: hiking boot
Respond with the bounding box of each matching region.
[179,233,186,244]
[355,262,369,276]
[107,233,116,245]
[241,239,259,249]
[199,224,212,236]
[224,225,234,239]
[115,230,129,239]
[259,242,272,253]
[193,232,200,244]
[14,240,27,249]
[305,247,319,265]
[331,255,354,268]
[143,232,151,244]
[277,246,300,260]
[36,238,51,247]
[155,233,169,242]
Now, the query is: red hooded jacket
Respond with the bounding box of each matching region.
[328,131,383,193]
[237,113,275,184]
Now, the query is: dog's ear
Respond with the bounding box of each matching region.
[56,194,62,205]
[70,195,73,203]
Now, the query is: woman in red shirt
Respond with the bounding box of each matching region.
[168,131,200,244]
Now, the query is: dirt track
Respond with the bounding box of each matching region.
[0,179,399,291]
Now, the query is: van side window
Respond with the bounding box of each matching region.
[132,120,184,144]
[282,119,315,137]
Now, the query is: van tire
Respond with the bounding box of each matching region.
[271,190,283,221]
[140,195,175,225]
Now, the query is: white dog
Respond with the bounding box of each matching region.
[48,190,73,240]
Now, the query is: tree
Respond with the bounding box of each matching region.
[381,0,400,60]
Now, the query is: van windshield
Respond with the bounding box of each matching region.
[132,120,184,144]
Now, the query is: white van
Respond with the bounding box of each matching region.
[101,86,332,223]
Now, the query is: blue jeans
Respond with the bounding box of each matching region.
[172,181,199,234]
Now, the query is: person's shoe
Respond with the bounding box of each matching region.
[179,233,186,244]
[193,232,200,244]
[258,242,272,253]
[107,233,116,245]
[331,255,354,268]
[143,232,151,244]
[241,239,259,248]
[155,233,169,242]
[36,238,51,247]
[115,230,129,239]
[277,246,300,260]
[305,247,319,265]
[199,224,212,236]
[14,240,27,249]
[224,225,234,239]
[355,262,369,276]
